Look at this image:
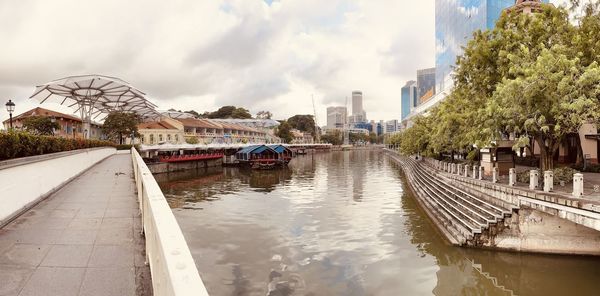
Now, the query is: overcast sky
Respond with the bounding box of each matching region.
[0,0,569,126]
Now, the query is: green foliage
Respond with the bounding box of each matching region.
[0,130,115,161]
[185,137,199,144]
[321,130,343,145]
[22,116,60,135]
[203,106,253,119]
[398,4,600,171]
[276,120,293,143]
[256,111,273,119]
[516,167,578,184]
[287,115,316,136]
[102,112,140,144]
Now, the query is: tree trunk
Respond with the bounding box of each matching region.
[536,136,559,171]
[574,133,584,165]
[119,132,123,145]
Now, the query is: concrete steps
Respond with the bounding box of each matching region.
[395,155,511,245]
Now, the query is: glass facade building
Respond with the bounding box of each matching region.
[416,68,436,102]
[401,80,417,121]
[435,0,548,92]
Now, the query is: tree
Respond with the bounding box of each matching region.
[22,116,60,135]
[256,111,273,119]
[321,130,343,145]
[102,112,140,144]
[204,106,253,119]
[185,110,200,118]
[186,136,199,144]
[287,115,316,139]
[276,120,293,143]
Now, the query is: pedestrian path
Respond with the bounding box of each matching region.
[0,154,151,296]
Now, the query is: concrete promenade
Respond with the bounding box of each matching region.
[0,154,151,296]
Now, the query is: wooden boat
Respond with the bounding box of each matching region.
[235,145,280,170]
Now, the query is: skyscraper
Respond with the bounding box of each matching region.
[417,68,436,103]
[435,0,548,92]
[350,91,367,123]
[326,106,347,129]
[401,81,417,120]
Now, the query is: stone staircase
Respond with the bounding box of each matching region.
[391,153,512,245]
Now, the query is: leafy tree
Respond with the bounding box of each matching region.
[321,129,343,145]
[186,136,199,144]
[276,120,293,143]
[102,112,140,144]
[185,110,200,118]
[22,116,60,135]
[204,106,253,119]
[256,111,273,119]
[287,115,316,137]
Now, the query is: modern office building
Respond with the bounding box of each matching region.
[435,0,549,92]
[417,68,436,102]
[401,81,417,121]
[385,120,399,134]
[350,91,367,123]
[326,106,348,129]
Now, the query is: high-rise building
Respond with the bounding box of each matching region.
[326,106,347,129]
[435,0,547,92]
[350,91,367,123]
[417,68,436,102]
[385,120,399,134]
[401,81,417,120]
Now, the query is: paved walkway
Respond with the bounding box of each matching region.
[0,154,151,296]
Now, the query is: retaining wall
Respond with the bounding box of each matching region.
[0,147,116,227]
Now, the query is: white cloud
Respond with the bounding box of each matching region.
[3,0,570,126]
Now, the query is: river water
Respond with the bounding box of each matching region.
[156,150,600,296]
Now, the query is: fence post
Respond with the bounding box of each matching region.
[478,166,484,180]
[472,166,477,179]
[543,171,554,192]
[509,168,516,186]
[492,167,498,183]
[573,173,584,197]
[529,170,539,190]
[464,165,469,177]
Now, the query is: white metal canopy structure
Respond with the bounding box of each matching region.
[30,74,159,138]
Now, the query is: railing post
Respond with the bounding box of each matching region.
[472,165,477,179]
[457,164,462,175]
[529,170,539,190]
[492,167,498,183]
[464,165,469,177]
[543,170,553,192]
[509,168,516,186]
[573,173,584,197]
[478,166,484,180]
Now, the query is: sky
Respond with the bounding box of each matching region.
[0,0,570,126]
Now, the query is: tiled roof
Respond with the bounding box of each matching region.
[138,121,177,130]
[3,107,82,124]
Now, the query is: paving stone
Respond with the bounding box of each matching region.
[3,229,63,245]
[95,227,133,245]
[18,267,85,296]
[54,229,98,245]
[0,267,34,296]
[0,244,51,267]
[88,244,134,267]
[79,267,135,296]
[100,218,133,229]
[66,218,102,230]
[75,208,106,219]
[48,209,78,219]
[104,208,135,218]
[40,245,93,268]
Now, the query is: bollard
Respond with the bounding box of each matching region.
[472,166,477,179]
[453,163,457,174]
[456,164,461,175]
[464,165,469,177]
[492,167,498,183]
[529,170,539,190]
[478,166,484,180]
[509,168,516,186]
[443,162,447,172]
[543,171,553,192]
[573,173,584,197]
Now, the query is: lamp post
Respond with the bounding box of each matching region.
[5,100,15,130]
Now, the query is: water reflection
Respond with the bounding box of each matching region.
[157,151,600,296]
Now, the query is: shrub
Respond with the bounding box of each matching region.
[516,167,579,185]
[0,130,115,161]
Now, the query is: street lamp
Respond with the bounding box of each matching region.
[5,99,15,130]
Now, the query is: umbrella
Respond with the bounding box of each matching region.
[30,74,159,137]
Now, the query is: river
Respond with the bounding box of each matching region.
[156,150,600,296]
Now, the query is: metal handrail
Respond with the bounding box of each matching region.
[131,148,209,296]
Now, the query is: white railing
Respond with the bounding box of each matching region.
[131,148,209,296]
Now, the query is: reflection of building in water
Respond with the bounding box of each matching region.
[351,152,367,202]
[237,168,293,192]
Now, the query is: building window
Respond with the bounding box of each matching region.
[167,134,172,141]
[159,134,163,142]
[150,134,154,144]
[175,134,179,142]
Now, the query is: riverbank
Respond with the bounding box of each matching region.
[385,149,600,256]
